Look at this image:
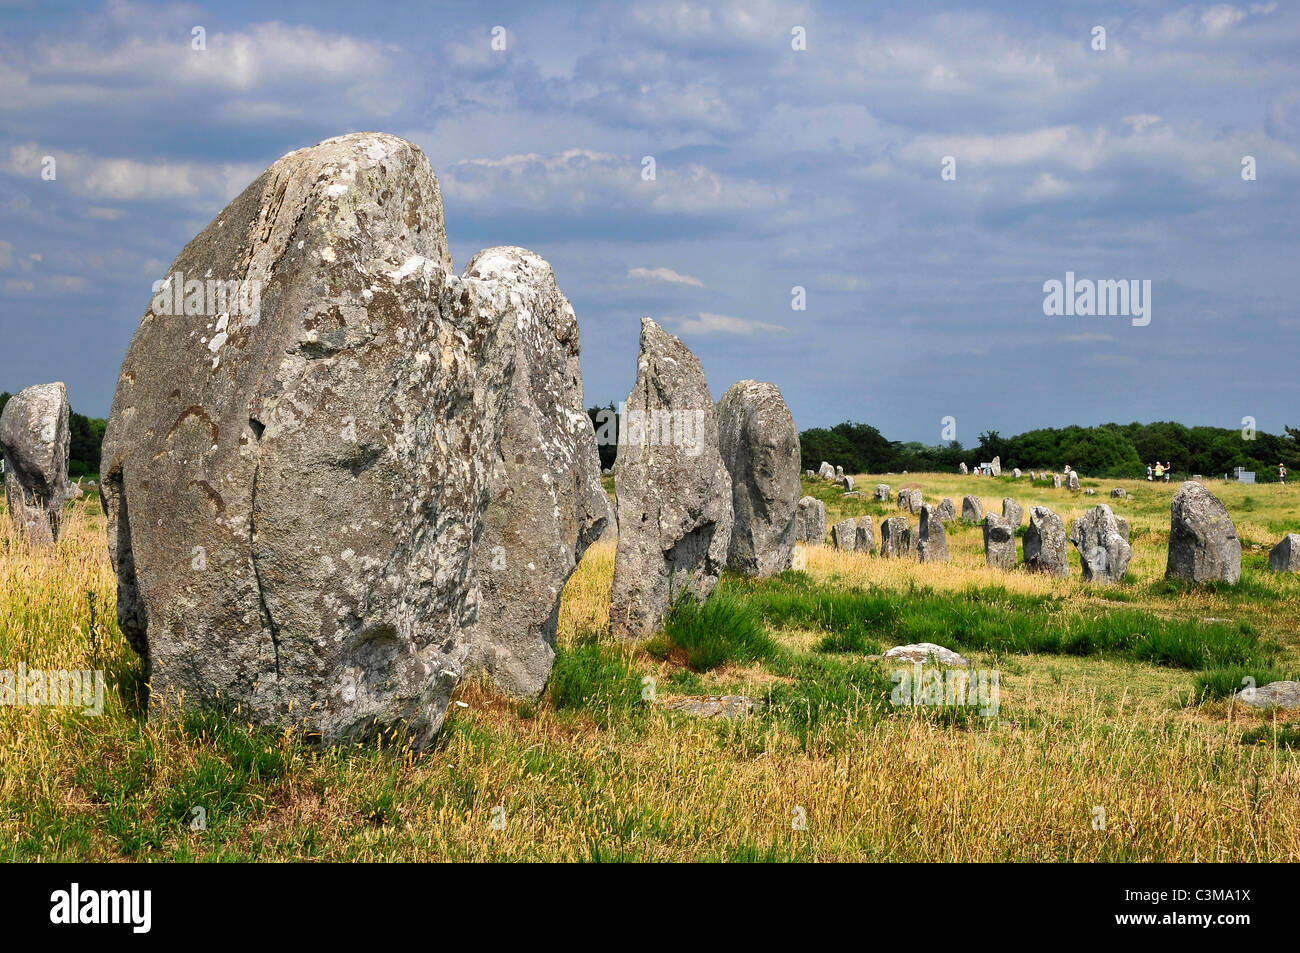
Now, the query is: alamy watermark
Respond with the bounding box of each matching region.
[1,663,104,716]
[150,270,262,321]
[891,664,999,717]
[1043,271,1150,327]
[598,401,707,457]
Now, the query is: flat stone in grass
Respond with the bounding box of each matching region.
[1237,681,1300,709]
[661,694,763,718]
[883,643,970,667]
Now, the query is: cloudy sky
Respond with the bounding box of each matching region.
[1,0,1297,444]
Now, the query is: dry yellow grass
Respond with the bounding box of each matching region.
[2,479,1299,861]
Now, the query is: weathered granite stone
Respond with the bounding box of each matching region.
[959,462,968,475]
[795,495,826,545]
[1052,474,1062,488]
[1165,482,1240,584]
[1068,504,1132,584]
[831,517,858,551]
[935,497,957,523]
[883,643,970,667]
[990,456,1001,477]
[460,247,609,699]
[1237,680,1300,709]
[1066,471,1080,490]
[1024,505,1068,577]
[717,380,800,578]
[855,516,875,554]
[1110,488,1126,499]
[897,488,922,513]
[874,483,890,502]
[880,516,910,558]
[1269,533,1300,572]
[962,494,984,524]
[983,514,1016,570]
[1116,516,1130,543]
[611,318,733,638]
[1012,468,1021,479]
[916,504,949,563]
[1001,498,1023,527]
[101,133,496,748]
[0,381,70,544]
[660,694,763,718]
[818,461,835,480]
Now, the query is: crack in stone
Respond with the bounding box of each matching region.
[249,461,282,679]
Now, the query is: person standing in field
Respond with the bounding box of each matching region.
[1154,461,1164,481]
[1281,463,1287,485]
[1164,462,1171,483]
[1146,464,1153,481]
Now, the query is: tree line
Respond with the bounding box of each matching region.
[798,420,1300,481]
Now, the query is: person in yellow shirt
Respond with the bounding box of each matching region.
[1154,461,1164,480]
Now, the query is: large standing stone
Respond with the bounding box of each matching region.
[0,381,70,544]
[818,461,835,480]
[795,496,826,545]
[958,462,968,475]
[1068,504,1132,584]
[990,456,1001,477]
[1024,505,1068,577]
[854,516,875,553]
[916,504,949,563]
[935,497,956,524]
[1012,468,1021,479]
[962,495,984,524]
[1066,471,1080,490]
[1165,482,1240,584]
[611,318,733,638]
[880,516,910,558]
[831,517,858,551]
[717,380,800,578]
[983,514,1016,570]
[100,133,507,748]
[1001,498,1023,527]
[459,247,609,699]
[1269,534,1300,572]
[874,483,890,502]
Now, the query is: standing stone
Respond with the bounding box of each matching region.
[611,318,733,638]
[1066,471,1080,490]
[1165,481,1240,584]
[795,496,826,545]
[962,494,984,524]
[1116,516,1130,543]
[916,504,949,563]
[880,516,910,558]
[935,497,957,523]
[897,488,921,513]
[460,248,609,699]
[835,465,844,481]
[1269,534,1300,572]
[717,380,800,578]
[990,456,1001,477]
[959,462,968,475]
[855,516,875,554]
[831,517,858,551]
[1110,488,1126,499]
[805,469,815,479]
[100,133,506,748]
[874,483,890,502]
[838,474,854,492]
[1024,505,1068,577]
[0,381,70,544]
[1001,498,1023,527]
[1012,468,1021,479]
[983,514,1016,570]
[1052,474,1062,488]
[1068,504,1132,584]
[818,461,835,480]
[1084,487,1095,495]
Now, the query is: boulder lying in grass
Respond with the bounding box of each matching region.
[1068,504,1132,584]
[611,318,732,639]
[717,380,800,578]
[983,514,1016,570]
[1110,488,1127,499]
[101,133,506,748]
[660,694,763,719]
[883,643,970,667]
[459,247,610,700]
[0,381,70,545]
[1001,497,1023,527]
[1024,505,1068,577]
[1165,481,1240,584]
[795,496,826,545]
[880,516,910,558]
[916,503,949,563]
[1268,534,1300,572]
[1012,468,1021,478]
[962,494,984,524]
[1238,680,1300,709]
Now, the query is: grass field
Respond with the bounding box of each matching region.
[2,471,1299,861]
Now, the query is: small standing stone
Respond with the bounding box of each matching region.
[916,504,949,563]
[1024,505,1068,577]
[983,514,1016,570]
[1269,533,1300,572]
[959,462,968,475]
[935,497,956,523]
[962,494,984,524]
[874,483,891,502]
[1068,504,1132,584]
[880,516,910,558]
[1001,498,1023,527]
[831,517,858,551]
[795,496,827,545]
[855,516,875,554]
[0,381,71,545]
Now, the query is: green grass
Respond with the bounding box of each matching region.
[644,590,776,672]
[1191,665,1300,702]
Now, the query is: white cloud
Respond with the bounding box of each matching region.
[671,311,786,335]
[628,266,704,287]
